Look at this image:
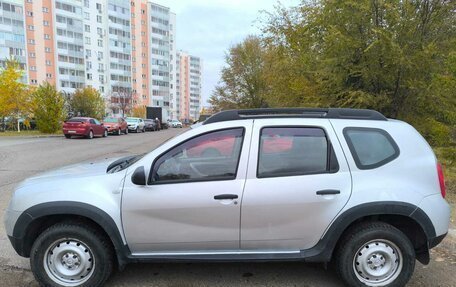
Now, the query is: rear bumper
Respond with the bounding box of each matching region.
[63,127,88,136]
[429,232,447,249]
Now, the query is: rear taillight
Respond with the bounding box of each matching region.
[437,163,446,198]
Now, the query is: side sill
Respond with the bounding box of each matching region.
[126,251,303,263]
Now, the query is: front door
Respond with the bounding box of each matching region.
[122,124,252,254]
[240,119,352,251]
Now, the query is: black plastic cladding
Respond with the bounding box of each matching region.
[203,108,388,125]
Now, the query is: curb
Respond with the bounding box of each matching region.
[0,135,63,139]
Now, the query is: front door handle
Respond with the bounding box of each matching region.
[214,194,238,200]
[316,189,341,195]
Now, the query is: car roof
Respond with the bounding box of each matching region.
[203,108,387,125]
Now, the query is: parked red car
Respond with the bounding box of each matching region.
[102,117,128,135]
[62,117,108,139]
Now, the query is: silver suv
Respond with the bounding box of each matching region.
[5,108,450,287]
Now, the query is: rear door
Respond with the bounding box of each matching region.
[240,118,352,251]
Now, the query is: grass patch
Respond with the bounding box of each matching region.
[0,130,62,137]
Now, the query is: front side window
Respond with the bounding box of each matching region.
[258,127,332,178]
[343,127,399,169]
[150,128,244,184]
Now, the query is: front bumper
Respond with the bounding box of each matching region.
[7,235,28,257]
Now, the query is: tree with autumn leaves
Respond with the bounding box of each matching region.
[210,0,456,146]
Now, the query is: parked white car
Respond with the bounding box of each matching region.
[170,119,183,128]
[4,108,450,287]
[126,117,145,133]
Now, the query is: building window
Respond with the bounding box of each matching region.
[44,34,50,40]
[85,25,90,32]
[46,60,51,66]
[27,11,33,16]
[30,66,37,71]
[46,73,52,79]
[42,7,49,13]
[45,47,51,53]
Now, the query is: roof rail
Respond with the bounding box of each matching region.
[203,108,387,125]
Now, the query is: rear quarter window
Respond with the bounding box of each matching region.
[343,127,399,170]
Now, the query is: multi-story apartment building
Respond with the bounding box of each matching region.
[176,50,202,122]
[24,0,56,86]
[55,0,85,94]
[16,0,200,119]
[130,0,149,106]
[147,2,173,120]
[0,0,27,78]
[82,0,107,95]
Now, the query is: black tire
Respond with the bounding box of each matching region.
[103,130,108,138]
[64,134,71,139]
[335,221,415,287]
[124,128,128,135]
[135,127,139,133]
[117,128,122,136]
[86,130,94,139]
[30,222,114,287]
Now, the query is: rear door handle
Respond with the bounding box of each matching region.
[316,189,341,195]
[214,194,238,200]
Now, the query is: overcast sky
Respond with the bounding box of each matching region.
[153,0,300,106]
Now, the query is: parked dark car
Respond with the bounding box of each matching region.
[62,117,108,139]
[102,117,128,135]
[144,119,158,131]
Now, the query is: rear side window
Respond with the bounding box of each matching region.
[258,127,338,178]
[343,127,399,169]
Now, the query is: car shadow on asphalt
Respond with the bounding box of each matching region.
[108,262,344,286]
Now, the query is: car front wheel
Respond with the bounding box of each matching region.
[335,222,415,287]
[30,222,114,287]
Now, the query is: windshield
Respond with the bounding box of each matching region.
[126,118,138,123]
[103,117,119,123]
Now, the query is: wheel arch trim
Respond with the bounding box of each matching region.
[301,201,436,262]
[12,201,130,267]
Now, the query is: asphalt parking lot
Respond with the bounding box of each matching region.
[0,129,454,286]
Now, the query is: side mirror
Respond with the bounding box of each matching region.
[131,166,146,186]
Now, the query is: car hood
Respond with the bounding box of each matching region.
[17,157,120,188]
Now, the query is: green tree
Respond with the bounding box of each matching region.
[209,36,269,111]
[70,87,105,119]
[32,82,66,133]
[0,58,31,132]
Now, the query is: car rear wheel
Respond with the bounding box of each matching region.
[103,130,108,138]
[87,130,93,139]
[124,128,128,135]
[335,222,415,287]
[30,222,114,287]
